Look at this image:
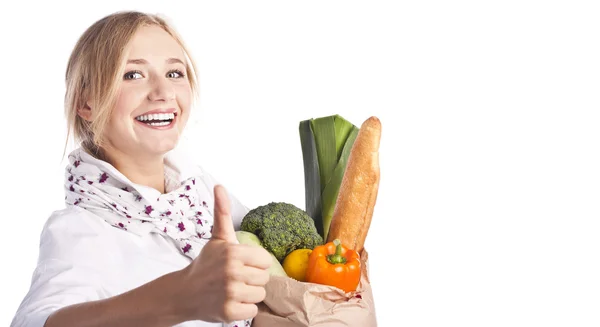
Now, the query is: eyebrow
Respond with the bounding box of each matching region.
[127,58,186,65]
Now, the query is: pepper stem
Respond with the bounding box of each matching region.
[326,239,347,264]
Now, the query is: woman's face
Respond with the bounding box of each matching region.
[103,25,192,160]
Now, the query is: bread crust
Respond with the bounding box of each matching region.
[327,116,381,254]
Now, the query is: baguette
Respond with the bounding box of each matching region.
[326,116,381,254]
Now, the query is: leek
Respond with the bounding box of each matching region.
[299,114,359,240]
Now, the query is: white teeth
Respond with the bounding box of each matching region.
[148,121,170,127]
[135,113,176,122]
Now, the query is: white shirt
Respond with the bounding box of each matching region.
[10,150,251,327]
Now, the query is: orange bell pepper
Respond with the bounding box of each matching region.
[305,239,361,293]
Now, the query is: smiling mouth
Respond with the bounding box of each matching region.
[135,112,177,127]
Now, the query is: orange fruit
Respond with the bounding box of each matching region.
[282,249,313,282]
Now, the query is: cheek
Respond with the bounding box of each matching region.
[114,87,143,117]
[176,84,193,118]
[177,84,192,107]
[104,89,140,137]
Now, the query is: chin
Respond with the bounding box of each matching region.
[158,142,179,155]
[145,139,179,157]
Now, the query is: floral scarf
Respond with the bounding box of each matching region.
[64,148,251,327]
[64,148,215,259]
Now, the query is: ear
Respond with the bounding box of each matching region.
[77,102,93,121]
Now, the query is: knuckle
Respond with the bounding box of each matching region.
[222,301,238,321]
[253,270,267,285]
[248,304,259,318]
[223,244,237,260]
[262,271,271,284]
[258,286,267,302]
[224,261,240,280]
[224,282,238,300]
[261,249,272,264]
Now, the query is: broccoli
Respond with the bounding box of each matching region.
[240,202,324,262]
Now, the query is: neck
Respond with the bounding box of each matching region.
[102,148,166,194]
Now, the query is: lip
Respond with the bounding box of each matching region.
[135,108,178,117]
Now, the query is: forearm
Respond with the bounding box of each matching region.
[44,271,184,327]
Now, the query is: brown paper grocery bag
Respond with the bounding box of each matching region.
[253,249,377,327]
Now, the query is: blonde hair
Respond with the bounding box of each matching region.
[64,11,199,158]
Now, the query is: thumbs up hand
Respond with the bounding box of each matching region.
[210,185,242,244]
[174,185,272,323]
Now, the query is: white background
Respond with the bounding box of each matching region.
[1,1,599,326]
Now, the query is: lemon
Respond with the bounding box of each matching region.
[282,248,313,282]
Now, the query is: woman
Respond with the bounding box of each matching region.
[11,11,271,327]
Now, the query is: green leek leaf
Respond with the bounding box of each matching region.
[299,120,323,237]
[300,115,359,240]
[310,116,337,193]
[334,115,354,162]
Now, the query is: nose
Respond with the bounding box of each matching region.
[147,76,175,102]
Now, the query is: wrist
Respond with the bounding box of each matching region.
[155,269,190,325]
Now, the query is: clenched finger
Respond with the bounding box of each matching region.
[234,244,272,269]
[239,266,270,286]
[230,283,267,304]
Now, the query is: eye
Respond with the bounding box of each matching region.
[124,70,143,80]
[167,69,185,79]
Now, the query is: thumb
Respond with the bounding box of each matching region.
[211,185,238,243]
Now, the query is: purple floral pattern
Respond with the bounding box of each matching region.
[63,150,215,259]
[63,149,252,327]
